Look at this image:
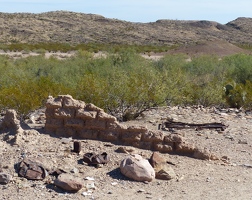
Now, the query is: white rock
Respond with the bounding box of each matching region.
[120,154,155,182]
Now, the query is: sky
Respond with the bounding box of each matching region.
[0,0,251,24]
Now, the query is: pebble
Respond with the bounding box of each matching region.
[70,167,79,174]
[85,177,95,181]
[60,137,72,144]
[82,192,92,196]
[137,189,145,193]
[111,182,118,186]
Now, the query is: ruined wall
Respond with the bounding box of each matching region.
[45,95,195,155]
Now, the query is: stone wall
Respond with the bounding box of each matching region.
[45,95,196,155]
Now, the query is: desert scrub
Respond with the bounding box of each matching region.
[1,51,252,118]
[0,77,69,115]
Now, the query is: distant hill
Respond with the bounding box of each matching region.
[0,11,252,47]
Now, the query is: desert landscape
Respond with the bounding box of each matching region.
[0,11,252,200]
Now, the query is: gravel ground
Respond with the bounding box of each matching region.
[0,106,252,200]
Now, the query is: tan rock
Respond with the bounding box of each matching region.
[120,154,155,182]
[149,152,176,180]
[54,173,83,192]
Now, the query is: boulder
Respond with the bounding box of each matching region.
[120,154,155,182]
[54,173,83,192]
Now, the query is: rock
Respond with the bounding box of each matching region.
[18,158,48,180]
[0,109,21,131]
[155,166,176,180]
[149,152,166,168]
[54,173,83,192]
[60,137,73,144]
[193,148,213,160]
[115,146,136,154]
[149,152,176,180]
[0,173,12,184]
[120,154,155,182]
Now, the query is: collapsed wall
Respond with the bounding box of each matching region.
[45,95,197,156]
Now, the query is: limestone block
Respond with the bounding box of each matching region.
[0,109,20,131]
[121,131,142,143]
[127,125,148,133]
[44,126,56,134]
[45,108,55,118]
[97,111,117,122]
[142,131,164,143]
[163,134,183,143]
[107,121,128,130]
[153,143,173,153]
[85,103,103,112]
[56,128,76,137]
[46,96,62,108]
[175,141,195,154]
[65,118,84,128]
[76,109,97,119]
[193,148,211,160]
[132,141,152,150]
[55,108,75,118]
[45,118,64,128]
[77,129,98,139]
[99,131,120,142]
[86,120,106,130]
[62,95,85,108]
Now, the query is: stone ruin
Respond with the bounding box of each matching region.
[0,95,216,159]
[44,95,214,159]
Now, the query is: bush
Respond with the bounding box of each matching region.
[1,51,252,119]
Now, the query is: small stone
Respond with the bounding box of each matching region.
[238,139,248,144]
[70,168,79,174]
[60,137,72,144]
[111,182,118,186]
[86,182,96,190]
[85,177,95,181]
[82,192,92,196]
[0,173,12,184]
[137,189,145,193]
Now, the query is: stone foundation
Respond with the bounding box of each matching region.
[45,95,197,156]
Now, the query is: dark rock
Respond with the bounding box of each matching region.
[0,173,12,184]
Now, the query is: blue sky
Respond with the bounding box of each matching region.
[0,0,251,24]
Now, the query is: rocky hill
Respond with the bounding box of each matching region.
[0,11,252,46]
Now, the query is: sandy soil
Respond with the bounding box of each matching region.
[1,106,252,200]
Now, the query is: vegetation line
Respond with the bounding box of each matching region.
[0,49,252,120]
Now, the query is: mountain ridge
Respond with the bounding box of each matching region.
[0,11,252,46]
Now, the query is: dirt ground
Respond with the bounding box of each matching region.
[0,106,252,200]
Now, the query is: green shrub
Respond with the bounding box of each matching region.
[0,77,69,115]
[1,50,252,119]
